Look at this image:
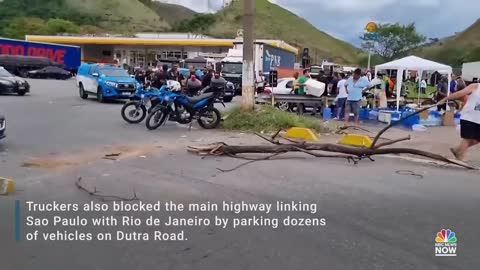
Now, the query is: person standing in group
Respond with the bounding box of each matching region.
[438,83,480,161]
[344,68,369,125]
[455,76,468,107]
[292,71,300,94]
[365,70,372,82]
[420,78,427,94]
[456,76,466,91]
[450,74,457,93]
[186,74,202,96]
[162,64,169,74]
[334,73,348,120]
[209,71,227,92]
[188,65,196,78]
[436,76,449,111]
[167,63,184,84]
[296,69,309,95]
[202,66,214,89]
[330,72,339,97]
[152,68,167,89]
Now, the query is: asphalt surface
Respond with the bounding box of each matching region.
[0,79,479,270]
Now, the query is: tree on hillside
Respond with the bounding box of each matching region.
[362,23,426,60]
[2,17,49,39]
[46,19,80,34]
[174,14,216,33]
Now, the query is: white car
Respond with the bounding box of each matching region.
[260,77,296,111]
[263,77,296,95]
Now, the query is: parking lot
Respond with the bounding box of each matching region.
[1,79,480,269]
[0,78,236,159]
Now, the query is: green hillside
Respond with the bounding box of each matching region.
[64,0,170,31]
[0,0,173,38]
[0,0,360,64]
[207,0,360,64]
[416,19,480,67]
[139,0,196,26]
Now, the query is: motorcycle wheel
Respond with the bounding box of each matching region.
[121,101,147,124]
[197,107,221,129]
[146,108,168,130]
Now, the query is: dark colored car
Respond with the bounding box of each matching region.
[0,55,61,77]
[0,67,30,96]
[0,114,5,140]
[28,66,72,80]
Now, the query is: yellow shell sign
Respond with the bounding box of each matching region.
[365,22,378,33]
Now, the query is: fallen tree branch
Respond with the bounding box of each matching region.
[255,132,280,145]
[337,125,370,134]
[271,128,283,141]
[188,143,475,170]
[373,136,411,149]
[75,177,139,201]
[216,153,283,172]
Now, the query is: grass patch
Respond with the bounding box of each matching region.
[222,105,328,133]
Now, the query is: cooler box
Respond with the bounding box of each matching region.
[305,79,325,97]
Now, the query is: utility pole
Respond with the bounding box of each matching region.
[241,0,255,111]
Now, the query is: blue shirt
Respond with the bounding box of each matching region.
[450,80,456,93]
[345,77,370,101]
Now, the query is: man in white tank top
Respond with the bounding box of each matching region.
[438,83,480,161]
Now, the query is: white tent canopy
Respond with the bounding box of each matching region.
[375,56,453,110]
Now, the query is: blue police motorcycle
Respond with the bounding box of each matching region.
[121,82,168,124]
[145,85,224,130]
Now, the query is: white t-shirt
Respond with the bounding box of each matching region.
[420,80,427,88]
[337,79,348,98]
[461,85,480,124]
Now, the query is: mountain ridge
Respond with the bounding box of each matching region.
[416,18,480,66]
[206,0,360,63]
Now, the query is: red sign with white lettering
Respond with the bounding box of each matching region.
[0,44,66,64]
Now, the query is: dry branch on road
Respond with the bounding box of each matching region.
[188,125,476,171]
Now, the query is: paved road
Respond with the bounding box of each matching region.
[0,79,479,270]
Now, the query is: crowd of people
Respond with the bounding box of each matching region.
[290,66,479,161]
[290,68,371,125]
[132,64,226,96]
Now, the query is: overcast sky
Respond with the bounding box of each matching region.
[164,0,479,45]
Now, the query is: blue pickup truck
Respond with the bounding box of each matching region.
[76,63,140,102]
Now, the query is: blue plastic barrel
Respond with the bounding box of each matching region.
[359,108,369,120]
[401,112,420,127]
[323,108,332,121]
[369,110,379,120]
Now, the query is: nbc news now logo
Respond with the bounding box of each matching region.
[435,229,457,257]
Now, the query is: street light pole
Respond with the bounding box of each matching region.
[367,49,371,71]
[241,0,255,111]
